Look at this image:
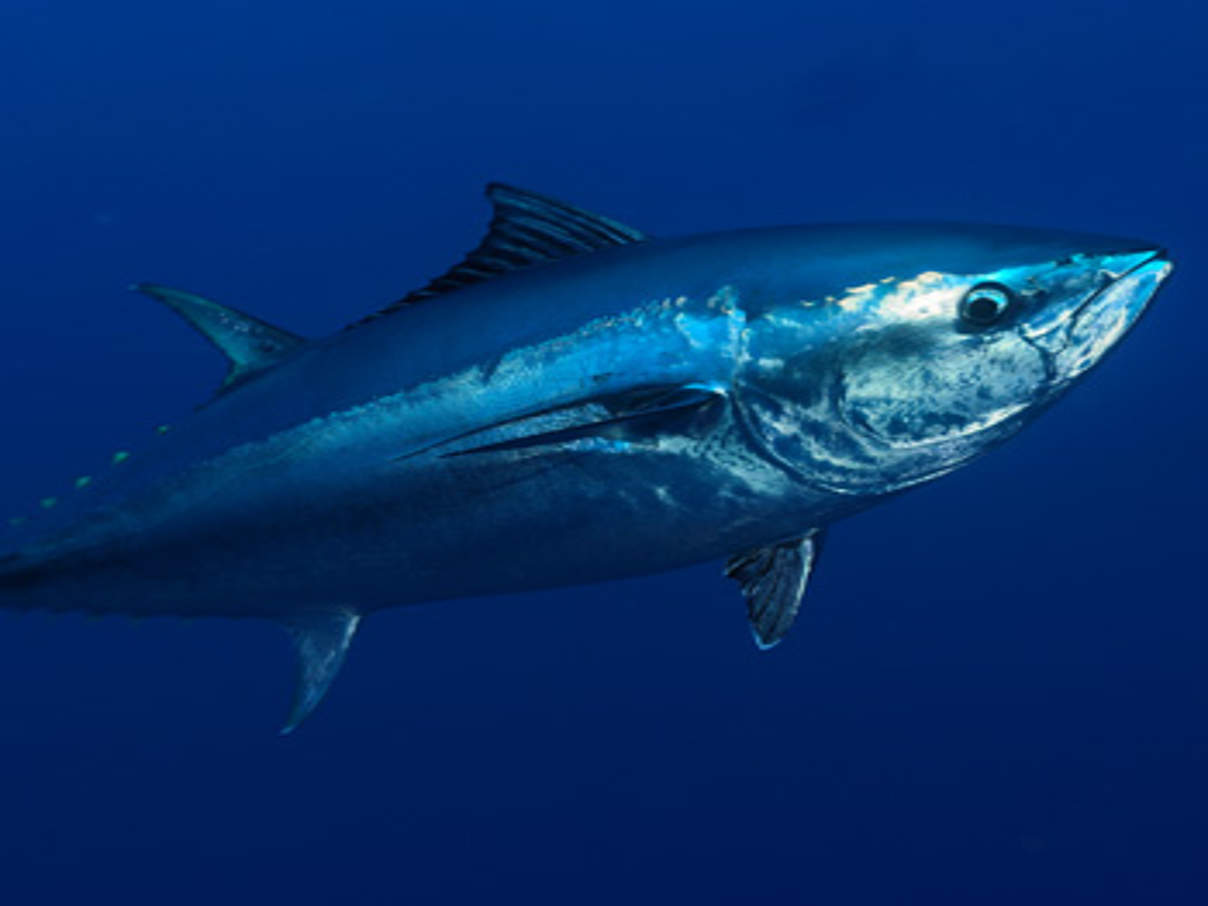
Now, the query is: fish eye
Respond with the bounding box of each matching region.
[959,284,1013,326]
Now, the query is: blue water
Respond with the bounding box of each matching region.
[1,2,1204,902]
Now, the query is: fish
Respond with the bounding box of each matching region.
[0,184,1172,731]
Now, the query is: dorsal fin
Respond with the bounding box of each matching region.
[133,283,306,392]
[350,183,648,326]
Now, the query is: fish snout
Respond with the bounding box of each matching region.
[1056,248,1172,380]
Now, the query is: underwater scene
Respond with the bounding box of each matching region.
[1,1,1204,903]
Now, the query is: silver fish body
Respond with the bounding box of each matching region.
[0,186,1172,729]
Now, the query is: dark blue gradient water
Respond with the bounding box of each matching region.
[1,2,1204,902]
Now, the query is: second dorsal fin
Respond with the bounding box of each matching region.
[133,283,307,393]
[351,183,649,326]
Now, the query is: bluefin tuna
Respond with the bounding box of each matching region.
[0,185,1172,730]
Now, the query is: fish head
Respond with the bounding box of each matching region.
[740,225,1172,495]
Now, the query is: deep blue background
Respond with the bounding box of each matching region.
[1,1,1204,902]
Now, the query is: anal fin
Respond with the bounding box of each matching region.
[725,530,825,649]
[280,610,360,735]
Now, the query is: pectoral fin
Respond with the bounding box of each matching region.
[280,610,360,735]
[442,382,726,458]
[725,530,825,649]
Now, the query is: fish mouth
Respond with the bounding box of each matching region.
[1056,247,1172,381]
